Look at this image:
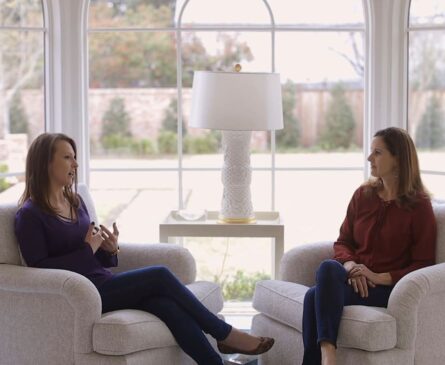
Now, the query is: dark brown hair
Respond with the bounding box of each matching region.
[364,127,428,207]
[19,133,79,214]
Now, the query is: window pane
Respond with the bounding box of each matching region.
[181,31,271,165]
[268,0,364,26]
[89,31,177,88]
[417,151,445,174]
[276,170,363,250]
[183,170,271,212]
[184,236,272,294]
[0,0,43,27]
[89,31,179,159]
[178,0,270,26]
[89,170,178,243]
[0,30,45,198]
[89,0,176,28]
[275,32,364,165]
[181,31,270,85]
[408,31,445,159]
[409,0,445,26]
[422,173,445,201]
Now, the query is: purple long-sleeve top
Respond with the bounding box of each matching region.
[14,196,117,288]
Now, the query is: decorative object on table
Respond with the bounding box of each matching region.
[190,65,283,224]
[175,209,207,221]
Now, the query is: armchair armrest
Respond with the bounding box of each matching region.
[0,264,102,354]
[387,263,445,351]
[280,241,334,286]
[112,243,197,285]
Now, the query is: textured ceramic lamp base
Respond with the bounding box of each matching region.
[219,130,256,224]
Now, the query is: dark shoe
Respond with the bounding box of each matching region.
[217,336,275,355]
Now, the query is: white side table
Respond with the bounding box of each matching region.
[159,211,284,279]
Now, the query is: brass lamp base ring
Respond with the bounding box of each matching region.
[217,215,256,224]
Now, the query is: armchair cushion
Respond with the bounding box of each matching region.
[253,280,397,352]
[113,243,197,285]
[253,280,306,330]
[433,202,445,263]
[93,281,223,355]
[0,204,21,265]
[280,241,333,285]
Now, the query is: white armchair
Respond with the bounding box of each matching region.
[251,202,445,365]
[0,185,224,365]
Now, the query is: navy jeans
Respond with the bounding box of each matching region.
[302,260,394,365]
[97,265,232,365]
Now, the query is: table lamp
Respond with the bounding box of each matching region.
[189,67,283,223]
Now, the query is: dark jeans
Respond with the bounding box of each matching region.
[302,260,394,365]
[97,265,232,365]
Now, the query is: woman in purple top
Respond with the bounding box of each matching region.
[14,133,274,365]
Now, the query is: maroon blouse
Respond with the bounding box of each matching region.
[333,186,437,283]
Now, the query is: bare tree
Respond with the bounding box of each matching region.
[329,31,365,79]
[0,0,43,138]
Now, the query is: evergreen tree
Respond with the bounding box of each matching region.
[276,81,300,150]
[161,97,187,136]
[320,84,355,150]
[9,92,28,134]
[101,97,132,149]
[415,95,445,149]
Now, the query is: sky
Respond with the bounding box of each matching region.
[175,0,445,83]
[176,0,365,83]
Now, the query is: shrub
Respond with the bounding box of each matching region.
[102,134,133,150]
[218,270,270,301]
[162,97,187,136]
[276,81,300,150]
[9,92,29,134]
[0,164,10,193]
[415,95,445,149]
[157,130,177,154]
[319,84,355,150]
[131,138,155,156]
[184,134,218,154]
[101,97,132,149]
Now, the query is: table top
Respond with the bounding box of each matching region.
[161,210,283,227]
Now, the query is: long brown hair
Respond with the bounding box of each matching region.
[364,127,428,207]
[19,133,79,214]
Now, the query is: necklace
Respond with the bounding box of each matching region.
[56,202,75,222]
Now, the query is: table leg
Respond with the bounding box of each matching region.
[159,228,169,243]
[272,232,284,279]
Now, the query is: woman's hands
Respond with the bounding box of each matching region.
[344,262,378,298]
[85,222,104,254]
[85,222,120,255]
[99,222,119,254]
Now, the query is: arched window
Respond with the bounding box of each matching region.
[88,0,365,293]
[408,0,445,200]
[0,0,46,199]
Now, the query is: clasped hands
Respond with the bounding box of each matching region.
[85,222,119,254]
[344,261,378,298]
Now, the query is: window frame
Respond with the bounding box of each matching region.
[86,0,368,211]
[0,0,47,180]
[407,0,445,178]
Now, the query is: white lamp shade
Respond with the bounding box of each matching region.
[190,71,284,131]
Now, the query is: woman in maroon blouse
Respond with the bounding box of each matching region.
[302,127,437,365]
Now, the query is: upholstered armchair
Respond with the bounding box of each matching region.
[252,202,445,365]
[0,184,224,365]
